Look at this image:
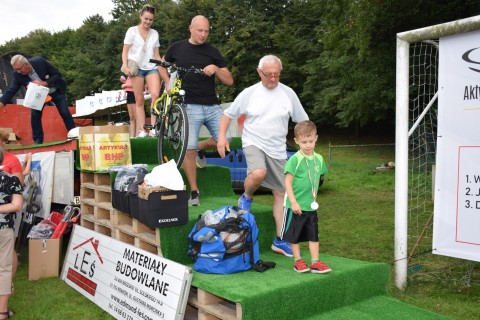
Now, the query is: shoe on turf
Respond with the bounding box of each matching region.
[238,193,253,211]
[294,259,310,273]
[310,260,332,274]
[271,238,293,257]
[136,130,148,138]
[148,129,156,137]
[196,150,207,168]
[188,191,200,206]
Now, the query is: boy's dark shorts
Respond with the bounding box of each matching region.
[282,208,319,244]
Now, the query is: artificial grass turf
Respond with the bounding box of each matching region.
[155,162,448,319]
[74,137,448,319]
[304,295,451,320]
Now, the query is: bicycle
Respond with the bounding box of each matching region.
[145,59,204,168]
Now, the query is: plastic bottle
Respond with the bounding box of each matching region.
[202,209,225,225]
[201,210,215,225]
[226,207,238,219]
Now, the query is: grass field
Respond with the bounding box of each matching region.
[255,133,480,320]
[9,133,480,319]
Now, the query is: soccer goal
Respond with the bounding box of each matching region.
[395,16,480,290]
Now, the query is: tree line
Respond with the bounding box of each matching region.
[1,0,479,132]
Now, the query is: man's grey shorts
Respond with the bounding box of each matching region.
[243,145,286,191]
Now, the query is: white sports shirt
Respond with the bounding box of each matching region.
[224,82,308,159]
[124,26,160,70]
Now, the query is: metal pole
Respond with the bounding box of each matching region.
[394,36,410,290]
[328,141,331,167]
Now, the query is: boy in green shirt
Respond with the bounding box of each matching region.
[282,120,331,273]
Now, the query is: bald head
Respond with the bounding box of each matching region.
[189,15,210,45]
[191,15,209,27]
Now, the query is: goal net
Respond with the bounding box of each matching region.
[395,16,480,290]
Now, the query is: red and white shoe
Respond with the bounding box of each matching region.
[310,261,332,274]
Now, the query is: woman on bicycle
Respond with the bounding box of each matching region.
[121,4,169,138]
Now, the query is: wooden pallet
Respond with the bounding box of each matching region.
[187,286,242,320]
[79,172,241,319]
[79,172,161,255]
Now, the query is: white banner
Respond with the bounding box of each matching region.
[74,91,150,117]
[61,225,192,320]
[434,29,480,262]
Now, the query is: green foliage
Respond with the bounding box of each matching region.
[272,0,325,116]
[313,0,480,128]
[1,29,59,58]
[1,0,480,128]
[111,0,146,19]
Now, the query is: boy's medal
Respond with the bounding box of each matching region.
[302,151,318,211]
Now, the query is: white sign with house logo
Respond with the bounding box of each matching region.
[61,225,192,320]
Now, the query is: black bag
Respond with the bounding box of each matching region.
[112,165,148,214]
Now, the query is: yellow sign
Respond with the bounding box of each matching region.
[79,126,132,171]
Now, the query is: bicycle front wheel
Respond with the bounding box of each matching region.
[158,104,189,168]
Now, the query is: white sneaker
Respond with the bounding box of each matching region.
[136,130,148,138]
[188,191,200,206]
[196,150,207,168]
[149,129,156,137]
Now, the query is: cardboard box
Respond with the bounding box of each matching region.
[8,132,17,142]
[79,125,132,171]
[138,184,186,200]
[139,185,169,200]
[0,128,20,142]
[29,239,62,280]
[135,187,188,227]
[0,128,21,149]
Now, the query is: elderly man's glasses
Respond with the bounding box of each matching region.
[258,69,281,79]
[13,63,25,72]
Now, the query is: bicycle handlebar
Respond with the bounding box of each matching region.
[149,59,204,74]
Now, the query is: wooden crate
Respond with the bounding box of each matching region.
[94,206,112,226]
[81,218,94,231]
[133,218,160,246]
[188,287,242,320]
[114,228,135,246]
[80,203,95,222]
[134,237,161,256]
[111,210,133,230]
[94,189,111,205]
[94,173,111,187]
[80,187,94,202]
[94,224,113,237]
[80,172,94,184]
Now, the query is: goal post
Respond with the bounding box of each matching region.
[395,16,480,290]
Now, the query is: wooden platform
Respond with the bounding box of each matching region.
[79,171,239,318]
[186,287,241,320]
[80,172,161,255]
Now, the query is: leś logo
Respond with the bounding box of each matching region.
[66,237,104,296]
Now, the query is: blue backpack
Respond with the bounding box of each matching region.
[188,206,275,274]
